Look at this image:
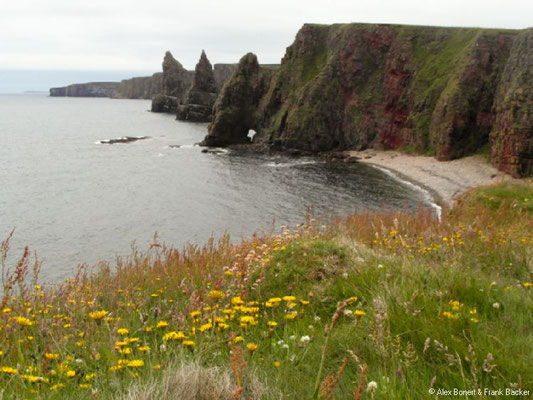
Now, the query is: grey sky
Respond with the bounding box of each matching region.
[0,0,531,73]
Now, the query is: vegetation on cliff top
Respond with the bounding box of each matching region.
[0,181,532,399]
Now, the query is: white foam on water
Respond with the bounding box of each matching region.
[372,165,442,220]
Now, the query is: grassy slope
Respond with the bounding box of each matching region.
[0,181,532,399]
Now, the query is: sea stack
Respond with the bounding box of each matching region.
[151,51,193,113]
[177,50,218,122]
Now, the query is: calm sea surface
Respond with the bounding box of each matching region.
[0,94,432,282]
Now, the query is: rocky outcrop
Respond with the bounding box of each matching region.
[115,73,163,99]
[490,29,533,177]
[177,51,218,122]
[50,82,119,97]
[205,23,532,176]
[151,51,194,113]
[203,53,276,146]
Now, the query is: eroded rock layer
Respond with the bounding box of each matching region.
[205,23,532,176]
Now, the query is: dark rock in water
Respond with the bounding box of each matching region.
[151,94,178,113]
[201,148,225,154]
[203,23,532,177]
[177,50,218,123]
[99,136,150,144]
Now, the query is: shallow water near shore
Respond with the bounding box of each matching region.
[0,94,433,282]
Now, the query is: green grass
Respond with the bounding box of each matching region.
[0,182,532,399]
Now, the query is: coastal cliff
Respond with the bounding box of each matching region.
[204,23,532,177]
[115,73,163,99]
[49,74,162,100]
[50,82,119,97]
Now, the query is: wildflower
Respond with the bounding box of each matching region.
[21,374,44,383]
[156,320,169,329]
[79,384,91,389]
[0,366,18,374]
[119,347,132,355]
[138,346,150,352]
[267,321,278,328]
[126,360,144,368]
[153,365,161,370]
[524,282,533,288]
[283,296,296,302]
[442,312,458,320]
[88,310,108,320]
[183,340,196,347]
[300,335,311,344]
[470,318,479,323]
[66,370,76,378]
[199,322,213,332]
[367,381,378,391]
[274,361,281,368]
[268,297,282,303]
[231,296,244,305]
[117,328,129,335]
[354,310,366,317]
[285,312,298,320]
[300,300,310,305]
[208,290,225,300]
[469,308,477,315]
[85,373,96,381]
[224,270,234,277]
[13,316,33,326]
[50,383,66,391]
[247,343,258,352]
[2,308,11,314]
[189,311,201,318]
[234,336,244,343]
[163,331,185,341]
[492,302,500,309]
[45,353,59,360]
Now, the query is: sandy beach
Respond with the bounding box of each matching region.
[348,150,513,207]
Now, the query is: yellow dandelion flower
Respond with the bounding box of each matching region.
[282,296,296,302]
[247,343,258,352]
[523,282,533,288]
[156,321,169,329]
[50,383,65,391]
[138,346,151,352]
[233,336,244,343]
[45,353,59,360]
[284,312,298,320]
[13,316,33,326]
[153,364,161,370]
[0,366,18,374]
[208,290,225,300]
[354,310,366,317]
[267,321,278,327]
[85,373,96,381]
[126,359,144,368]
[79,384,91,389]
[274,361,281,368]
[442,311,458,320]
[117,328,129,335]
[231,296,244,305]
[163,331,185,341]
[268,297,281,303]
[189,311,201,318]
[66,370,76,378]
[183,340,196,347]
[88,310,108,320]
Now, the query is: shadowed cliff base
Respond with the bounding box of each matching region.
[204,23,533,177]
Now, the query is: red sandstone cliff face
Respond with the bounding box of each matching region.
[206,23,531,177]
[490,29,533,177]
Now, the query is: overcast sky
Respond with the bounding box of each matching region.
[0,0,530,91]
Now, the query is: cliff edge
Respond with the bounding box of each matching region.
[204,23,532,177]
